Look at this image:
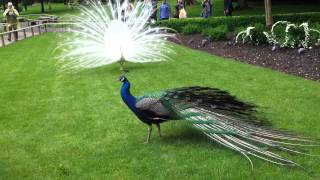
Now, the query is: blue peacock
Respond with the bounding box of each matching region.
[119,75,317,168]
[58,0,318,169]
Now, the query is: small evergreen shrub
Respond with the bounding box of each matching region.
[235,26,247,35]
[250,23,268,44]
[201,25,228,40]
[272,22,287,44]
[181,24,201,35]
[263,21,320,48]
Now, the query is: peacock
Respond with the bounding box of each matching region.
[119,75,318,169]
[56,0,318,169]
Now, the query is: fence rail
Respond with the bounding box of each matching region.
[0,22,74,47]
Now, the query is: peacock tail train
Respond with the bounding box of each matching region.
[158,87,317,168]
[121,77,319,169]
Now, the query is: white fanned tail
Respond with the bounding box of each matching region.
[57,0,175,71]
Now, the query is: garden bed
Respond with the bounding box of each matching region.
[172,34,320,81]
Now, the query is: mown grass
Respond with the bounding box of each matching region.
[0,33,320,179]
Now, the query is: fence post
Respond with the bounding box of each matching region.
[14,30,18,42]
[44,24,47,33]
[38,25,41,34]
[31,26,34,36]
[23,29,27,39]
[0,34,5,47]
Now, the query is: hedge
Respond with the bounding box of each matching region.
[156,12,320,33]
[201,25,228,40]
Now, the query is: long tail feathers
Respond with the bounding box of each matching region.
[182,107,319,169]
[159,86,319,169]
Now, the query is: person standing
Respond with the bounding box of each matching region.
[160,0,171,20]
[224,0,233,16]
[150,0,158,21]
[3,2,19,41]
[174,0,184,18]
[179,6,187,19]
[121,1,134,22]
[201,0,212,18]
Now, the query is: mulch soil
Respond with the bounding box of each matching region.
[171,34,320,81]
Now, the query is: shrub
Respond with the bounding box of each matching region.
[181,24,201,35]
[250,23,267,44]
[201,25,228,40]
[272,22,287,44]
[285,24,308,48]
[235,26,247,35]
[310,28,320,45]
[263,21,320,48]
[156,12,320,33]
[235,27,255,44]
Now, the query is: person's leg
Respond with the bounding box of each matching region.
[13,24,18,41]
[8,26,12,41]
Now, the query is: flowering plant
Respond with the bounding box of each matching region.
[235,27,255,44]
[264,21,320,49]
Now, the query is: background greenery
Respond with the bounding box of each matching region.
[1,0,320,21]
[157,12,320,32]
[0,33,319,179]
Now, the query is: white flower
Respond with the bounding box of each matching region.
[58,0,175,70]
[235,27,255,44]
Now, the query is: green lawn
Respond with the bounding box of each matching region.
[21,3,79,19]
[0,33,320,179]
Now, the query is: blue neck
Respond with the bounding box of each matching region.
[120,80,136,111]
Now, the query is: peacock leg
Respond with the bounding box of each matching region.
[156,123,162,138]
[145,125,152,143]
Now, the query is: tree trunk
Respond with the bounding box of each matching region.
[185,0,195,5]
[22,0,28,11]
[237,0,248,9]
[2,0,5,10]
[264,0,273,27]
[41,0,45,13]
[49,0,52,11]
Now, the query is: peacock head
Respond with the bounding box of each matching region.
[118,75,128,83]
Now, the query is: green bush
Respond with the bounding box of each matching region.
[52,0,67,3]
[287,26,308,47]
[156,12,320,33]
[181,24,201,35]
[201,25,228,40]
[272,22,287,44]
[251,23,267,44]
[235,24,267,45]
[310,23,320,45]
[235,26,247,34]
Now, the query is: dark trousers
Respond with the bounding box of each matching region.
[224,10,232,16]
[150,10,157,20]
[7,24,18,41]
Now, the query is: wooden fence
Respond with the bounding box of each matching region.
[0,22,73,47]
